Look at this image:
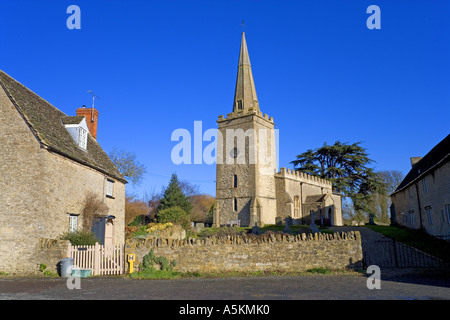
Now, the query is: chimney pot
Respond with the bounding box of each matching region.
[76,107,99,139]
[410,157,422,168]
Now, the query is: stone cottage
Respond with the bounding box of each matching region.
[0,70,127,274]
[391,133,450,238]
[213,33,343,228]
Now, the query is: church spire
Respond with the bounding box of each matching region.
[233,32,259,113]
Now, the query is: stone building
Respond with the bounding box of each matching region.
[0,70,126,274]
[391,134,450,238]
[213,33,343,228]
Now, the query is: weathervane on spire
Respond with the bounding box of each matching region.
[241,20,246,33]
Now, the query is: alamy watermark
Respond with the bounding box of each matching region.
[367,5,381,30]
[366,265,381,289]
[66,5,81,30]
[66,275,81,290]
[170,121,279,171]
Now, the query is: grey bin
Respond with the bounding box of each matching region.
[60,258,74,277]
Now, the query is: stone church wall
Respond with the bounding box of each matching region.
[125,231,363,273]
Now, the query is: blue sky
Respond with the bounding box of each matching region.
[1,0,449,197]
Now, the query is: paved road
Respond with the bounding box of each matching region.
[0,271,449,301]
[1,227,449,303]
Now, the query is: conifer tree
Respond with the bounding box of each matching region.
[291,141,385,215]
[157,173,193,214]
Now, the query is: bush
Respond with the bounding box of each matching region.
[140,249,176,272]
[146,222,173,233]
[157,206,190,230]
[60,231,100,246]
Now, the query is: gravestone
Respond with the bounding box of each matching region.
[251,223,261,235]
[283,217,292,234]
[310,211,320,233]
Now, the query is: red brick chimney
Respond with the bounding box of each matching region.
[76,106,99,139]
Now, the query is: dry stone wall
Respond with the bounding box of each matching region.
[125,231,363,273]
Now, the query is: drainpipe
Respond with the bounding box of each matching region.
[414,182,423,230]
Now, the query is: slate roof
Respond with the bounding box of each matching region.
[304,194,328,204]
[0,70,127,183]
[393,133,450,194]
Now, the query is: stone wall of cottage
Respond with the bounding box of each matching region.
[391,161,450,237]
[0,85,125,275]
[125,231,363,273]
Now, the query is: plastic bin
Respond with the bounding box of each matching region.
[60,258,74,277]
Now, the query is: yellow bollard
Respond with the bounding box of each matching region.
[127,254,136,273]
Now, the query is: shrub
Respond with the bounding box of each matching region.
[60,231,100,246]
[125,226,138,237]
[146,222,173,233]
[140,249,176,272]
[157,206,190,230]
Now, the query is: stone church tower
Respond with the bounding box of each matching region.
[213,33,343,228]
[214,33,278,227]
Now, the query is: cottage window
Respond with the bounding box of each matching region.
[78,127,88,150]
[425,207,432,225]
[422,177,428,193]
[409,211,414,226]
[106,179,114,198]
[69,214,78,233]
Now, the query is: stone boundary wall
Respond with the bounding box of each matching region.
[125,231,363,273]
[14,238,70,275]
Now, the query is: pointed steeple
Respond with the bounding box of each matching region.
[233,32,259,113]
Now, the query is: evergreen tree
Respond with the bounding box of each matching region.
[157,173,193,214]
[291,141,385,216]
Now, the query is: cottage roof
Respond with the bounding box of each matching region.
[0,70,127,183]
[393,133,450,194]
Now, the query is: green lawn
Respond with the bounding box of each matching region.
[196,224,313,238]
[364,225,450,263]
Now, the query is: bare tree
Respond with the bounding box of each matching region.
[109,148,146,185]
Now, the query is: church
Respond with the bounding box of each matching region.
[213,33,343,228]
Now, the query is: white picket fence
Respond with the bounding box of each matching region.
[67,242,124,275]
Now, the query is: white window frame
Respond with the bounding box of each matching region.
[69,214,78,233]
[106,179,115,198]
[78,127,88,150]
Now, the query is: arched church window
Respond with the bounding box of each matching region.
[294,196,300,218]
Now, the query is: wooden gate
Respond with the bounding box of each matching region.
[67,242,124,275]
